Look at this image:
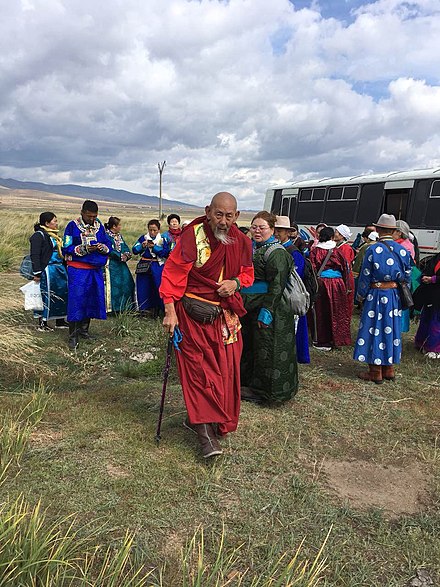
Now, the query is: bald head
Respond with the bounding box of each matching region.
[205,191,240,243]
[209,192,237,210]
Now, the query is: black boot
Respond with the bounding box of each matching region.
[78,318,95,339]
[68,322,79,350]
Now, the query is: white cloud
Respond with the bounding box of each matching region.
[0,0,439,209]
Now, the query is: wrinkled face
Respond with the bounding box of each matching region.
[250,218,274,243]
[148,224,159,238]
[274,227,290,243]
[45,216,58,230]
[81,209,98,225]
[169,218,180,230]
[205,201,239,236]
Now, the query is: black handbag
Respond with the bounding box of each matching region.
[135,258,152,274]
[181,295,222,324]
[382,241,414,310]
[397,281,414,310]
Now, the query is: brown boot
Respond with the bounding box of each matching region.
[382,365,395,381]
[358,364,383,385]
[192,423,223,458]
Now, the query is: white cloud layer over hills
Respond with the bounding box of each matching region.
[0,0,439,208]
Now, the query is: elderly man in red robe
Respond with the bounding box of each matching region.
[160,192,254,458]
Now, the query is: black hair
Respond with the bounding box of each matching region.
[290,222,299,231]
[34,211,56,231]
[105,216,120,230]
[167,213,181,225]
[82,200,99,213]
[319,226,335,242]
[238,226,249,235]
[148,219,161,229]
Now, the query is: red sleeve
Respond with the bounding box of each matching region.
[159,240,193,304]
[238,264,254,288]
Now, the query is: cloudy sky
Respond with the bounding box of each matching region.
[1,0,439,208]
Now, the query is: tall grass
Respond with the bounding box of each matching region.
[0,497,153,586]
[0,384,51,476]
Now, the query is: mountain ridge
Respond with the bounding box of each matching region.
[0,178,201,209]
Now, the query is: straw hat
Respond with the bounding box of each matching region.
[274,215,292,229]
[374,214,397,229]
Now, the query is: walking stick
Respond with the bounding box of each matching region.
[155,335,173,445]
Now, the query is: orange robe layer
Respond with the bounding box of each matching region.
[160,218,254,435]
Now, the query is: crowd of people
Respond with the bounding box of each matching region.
[27,195,440,458]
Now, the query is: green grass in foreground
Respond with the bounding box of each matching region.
[0,206,439,585]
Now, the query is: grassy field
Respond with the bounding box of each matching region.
[0,203,439,586]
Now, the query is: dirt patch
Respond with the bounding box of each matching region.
[30,430,63,446]
[106,463,130,479]
[322,459,430,517]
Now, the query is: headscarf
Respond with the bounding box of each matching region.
[41,226,63,258]
[336,224,352,241]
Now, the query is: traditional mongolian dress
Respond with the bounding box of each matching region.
[282,239,310,364]
[62,218,111,321]
[30,228,68,322]
[395,237,416,333]
[337,241,355,314]
[132,232,169,313]
[413,253,440,355]
[104,230,135,313]
[353,238,411,365]
[309,243,351,348]
[162,227,182,252]
[241,236,298,403]
[159,217,254,435]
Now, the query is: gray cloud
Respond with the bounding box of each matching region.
[0,0,439,209]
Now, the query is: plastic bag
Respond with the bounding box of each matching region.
[20,280,44,311]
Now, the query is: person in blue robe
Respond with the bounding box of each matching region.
[62,200,112,349]
[132,219,170,317]
[161,213,182,253]
[274,216,310,363]
[354,214,411,384]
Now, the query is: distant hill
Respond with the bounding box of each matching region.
[0,178,201,210]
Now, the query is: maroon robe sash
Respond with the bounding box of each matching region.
[180,216,252,317]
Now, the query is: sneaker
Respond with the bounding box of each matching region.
[313,344,332,351]
[37,322,54,332]
[426,352,440,359]
[56,319,69,329]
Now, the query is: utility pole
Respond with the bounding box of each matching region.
[158,161,166,218]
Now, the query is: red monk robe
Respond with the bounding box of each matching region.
[160,217,254,435]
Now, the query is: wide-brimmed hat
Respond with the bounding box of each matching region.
[395,219,410,238]
[374,214,397,229]
[335,224,352,240]
[274,215,292,229]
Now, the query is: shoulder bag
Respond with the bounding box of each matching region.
[381,241,414,310]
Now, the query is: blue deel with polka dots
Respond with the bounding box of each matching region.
[353,239,411,365]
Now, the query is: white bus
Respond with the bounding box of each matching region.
[264,168,440,257]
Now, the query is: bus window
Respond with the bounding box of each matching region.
[281,197,290,216]
[288,197,297,222]
[313,188,325,201]
[408,180,430,227]
[343,186,359,200]
[328,187,343,200]
[425,180,440,228]
[299,189,312,201]
[271,189,283,213]
[384,189,410,219]
[355,183,384,225]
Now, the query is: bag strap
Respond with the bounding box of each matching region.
[317,249,333,276]
[263,242,286,262]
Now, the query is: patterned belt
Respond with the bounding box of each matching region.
[370,282,398,289]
